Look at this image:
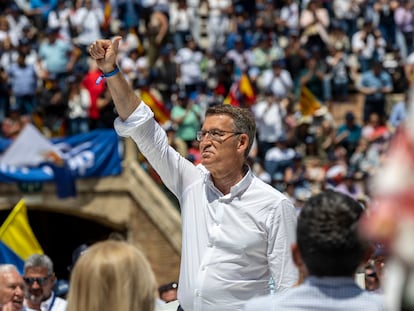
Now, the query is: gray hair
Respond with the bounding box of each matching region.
[24,254,54,275]
[0,264,19,274]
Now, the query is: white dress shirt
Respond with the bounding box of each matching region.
[115,103,298,311]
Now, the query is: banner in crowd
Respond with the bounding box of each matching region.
[299,86,321,116]
[0,199,43,273]
[0,124,122,198]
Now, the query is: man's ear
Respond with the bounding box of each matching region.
[292,243,307,285]
[291,243,302,268]
[237,133,249,153]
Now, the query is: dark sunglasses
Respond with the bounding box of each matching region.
[23,275,51,285]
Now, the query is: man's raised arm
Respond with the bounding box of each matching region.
[88,36,140,121]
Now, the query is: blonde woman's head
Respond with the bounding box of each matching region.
[66,240,157,311]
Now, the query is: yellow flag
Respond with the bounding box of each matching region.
[299,86,321,116]
[0,199,43,261]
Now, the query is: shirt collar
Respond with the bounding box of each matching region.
[306,276,357,287]
[204,165,253,201]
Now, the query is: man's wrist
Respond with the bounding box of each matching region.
[102,65,118,74]
[96,66,120,85]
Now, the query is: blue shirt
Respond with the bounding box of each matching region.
[244,276,384,311]
[359,70,393,102]
[39,39,72,74]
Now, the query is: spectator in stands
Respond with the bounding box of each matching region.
[169,0,193,51]
[71,0,103,56]
[23,254,67,311]
[277,0,300,37]
[394,0,414,59]
[252,89,288,159]
[283,30,308,86]
[66,74,91,135]
[334,169,365,201]
[373,0,398,51]
[81,58,106,130]
[38,26,78,88]
[244,189,384,311]
[388,91,410,131]
[361,112,391,144]
[335,111,362,158]
[175,35,204,95]
[7,52,38,116]
[259,59,293,100]
[325,45,350,102]
[283,152,310,193]
[0,264,25,311]
[264,136,296,184]
[225,34,252,78]
[250,33,283,75]
[0,36,16,73]
[327,22,351,53]
[89,37,298,311]
[66,240,157,311]
[4,3,33,47]
[358,60,393,122]
[299,0,330,58]
[152,44,179,110]
[170,90,202,148]
[315,117,336,162]
[254,0,278,36]
[207,0,231,52]
[36,74,67,137]
[47,0,73,43]
[146,5,169,67]
[351,20,386,73]
[297,54,327,102]
[349,137,380,180]
[332,0,361,39]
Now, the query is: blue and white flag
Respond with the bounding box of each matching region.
[0,124,122,198]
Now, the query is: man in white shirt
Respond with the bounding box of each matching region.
[23,255,67,311]
[88,37,298,311]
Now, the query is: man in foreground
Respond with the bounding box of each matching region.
[88,37,298,311]
[244,189,384,310]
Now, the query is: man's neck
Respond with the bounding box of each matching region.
[211,165,248,195]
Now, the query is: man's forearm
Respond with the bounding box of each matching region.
[105,68,141,121]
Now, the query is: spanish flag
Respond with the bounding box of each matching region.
[299,86,321,116]
[223,74,256,107]
[239,73,256,105]
[0,199,43,273]
[140,89,171,124]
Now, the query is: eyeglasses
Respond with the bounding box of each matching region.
[23,275,52,286]
[196,129,242,142]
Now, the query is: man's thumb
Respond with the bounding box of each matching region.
[112,36,122,54]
